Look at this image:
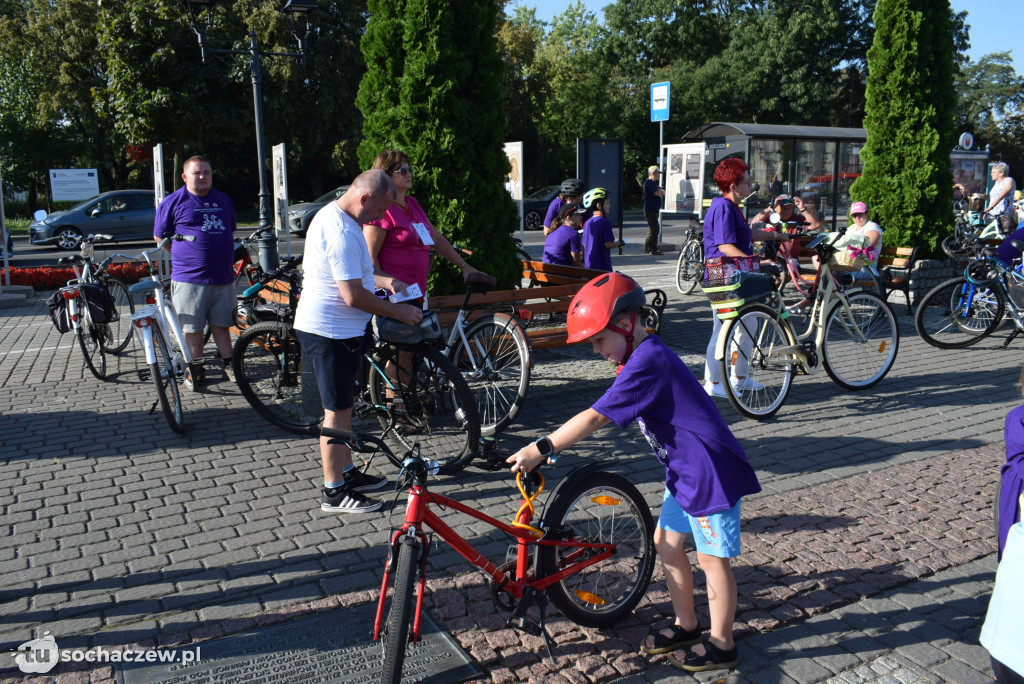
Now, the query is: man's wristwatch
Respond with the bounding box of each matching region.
[534,436,557,464]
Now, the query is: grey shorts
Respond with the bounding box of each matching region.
[171,282,235,333]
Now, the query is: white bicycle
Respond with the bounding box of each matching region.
[113,235,200,433]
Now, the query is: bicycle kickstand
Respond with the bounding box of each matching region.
[1003,328,1020,348]
[506,587,557,664]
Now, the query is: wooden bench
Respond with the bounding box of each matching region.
[427,261,667,350]
[878,246,919,314]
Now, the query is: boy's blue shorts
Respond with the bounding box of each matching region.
[657,489,742,558]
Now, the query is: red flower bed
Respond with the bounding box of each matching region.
[1,263,153,291]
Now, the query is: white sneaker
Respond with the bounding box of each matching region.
[731,376,764,392]
[703,381,727,399]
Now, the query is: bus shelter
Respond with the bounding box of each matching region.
[663,122,867,230]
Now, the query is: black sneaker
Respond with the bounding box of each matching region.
[345,468,388,492]
[321,485,382,514]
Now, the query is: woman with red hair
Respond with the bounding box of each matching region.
[703,158,788,398]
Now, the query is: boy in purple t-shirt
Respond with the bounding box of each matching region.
[581,188,622,271]
[507,272,760,673]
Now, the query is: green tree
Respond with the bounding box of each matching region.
[954,52,1024,131]
[850,0,957,253]
[357,0,520,294]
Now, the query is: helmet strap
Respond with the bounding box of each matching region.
[607,311,637,374]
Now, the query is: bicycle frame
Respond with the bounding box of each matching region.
[371,468,615,647]
[127,245,193,375]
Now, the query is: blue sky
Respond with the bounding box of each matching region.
[518,0,1017,74]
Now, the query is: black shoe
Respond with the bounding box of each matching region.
[344,468,388,492]
[650,249,664,255]
[321,485,382,513]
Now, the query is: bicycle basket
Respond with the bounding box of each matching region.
[825,233,869,272]
[968,194,986,212]
[702,271,773,319]
[704,256,760,283]
[373,310,442,344]
[965,259,1001,286]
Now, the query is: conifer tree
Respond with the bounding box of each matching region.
[850,0,957,253]
[356,0,520,294]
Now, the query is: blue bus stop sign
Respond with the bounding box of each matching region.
[650,82,670,123]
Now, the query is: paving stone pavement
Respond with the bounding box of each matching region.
[0,243,1016,683]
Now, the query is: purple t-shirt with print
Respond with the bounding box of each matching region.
[542,225,581,266]
[703,196,752,261]
[582,215,614,271]
[592,335,761,516]
[153,185,237,284]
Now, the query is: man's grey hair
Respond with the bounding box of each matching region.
[349,169,396,200]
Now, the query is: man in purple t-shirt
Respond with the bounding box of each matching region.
[153,155,237,384]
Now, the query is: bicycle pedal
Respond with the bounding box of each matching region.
[507,616,542,637]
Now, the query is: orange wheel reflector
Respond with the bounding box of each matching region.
[878,341,886,353]
[730,351,739,366]
[573,590,605,606]
[590,495,621,506]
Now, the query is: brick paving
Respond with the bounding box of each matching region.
[0,224,1016,682]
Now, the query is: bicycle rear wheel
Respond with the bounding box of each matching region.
[674,239,703,295]
[822,292,899,390]
[914,277,1003,349]
[150,321,184,433]
[102,276,135,354]
[719,304,795,420]
[233,321,321,434]
[367,345,479,469]
[380,537,420,684]
[77,307,108,381]
[450,313,531,436]
[538,472,655,627]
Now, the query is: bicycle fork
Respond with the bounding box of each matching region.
[373,527,431,647]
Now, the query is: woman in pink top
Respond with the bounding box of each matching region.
[364,150,483,299]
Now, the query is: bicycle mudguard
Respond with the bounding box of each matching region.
[537,461,615,528]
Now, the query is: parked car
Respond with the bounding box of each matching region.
[287,185,350,237]
[29,190,157,251]
[521,185,560,231]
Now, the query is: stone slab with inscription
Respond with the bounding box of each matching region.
[116,603,480,684]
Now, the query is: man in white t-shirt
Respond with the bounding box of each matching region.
[294,169,422,514]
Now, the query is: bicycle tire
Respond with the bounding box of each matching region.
[674,239,703,295]
[367,345,479,469]
[380,538,420,684]
[232,321,321,435]
[538,471,655,627]
[151,320,184,433]
[914,277,1004,349]
[76,305,108,381]
[822,292,899,390]
[719,304,796,420]
[450,313,531,436]
[102,276,135,354]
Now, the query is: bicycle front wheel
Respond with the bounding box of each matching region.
[150,321,184,433]
[538,472,655,627]
[674,240,703,295]
[823,292,899,390]
[103,276,135,354]
[719,304,795,420]
[380,537,420,684]
[367,345,479,469]
[233,321,321,434]
[451,313,531,436]
[914,277,1003,349]
[77,310,108,381]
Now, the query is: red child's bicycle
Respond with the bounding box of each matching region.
[320,428,656,684]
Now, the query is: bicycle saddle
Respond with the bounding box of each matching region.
[58,255,86,266]
[129,280,162,295]
[465,271,497,291]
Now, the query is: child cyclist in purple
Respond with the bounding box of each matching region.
[581,187,623,271]
[507,272,760,672]
[542,203,583,266]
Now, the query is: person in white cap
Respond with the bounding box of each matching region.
[643,165,665,255]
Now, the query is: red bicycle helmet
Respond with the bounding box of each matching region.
[566,272,646,344]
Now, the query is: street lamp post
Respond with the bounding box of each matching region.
[180,0,315,271]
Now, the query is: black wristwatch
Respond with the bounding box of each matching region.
[534,436,558,464]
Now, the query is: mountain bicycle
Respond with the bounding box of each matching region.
[57,233,135,355]
[232,268,481,467]
[112,235,201,433]
[674,219,704,295]
[438,270,532,436]
[915,243,1024,349]
[317,428,655,684]
[711,230,899,420]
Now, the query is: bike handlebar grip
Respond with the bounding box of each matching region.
[99,257,113,270]
[320,427,354,442]
[437,450,480,475]
[242,283,263,298]
[465,271,496,289]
